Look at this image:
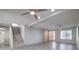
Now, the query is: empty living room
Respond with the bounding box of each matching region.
[0,9,79,50]
[0,0,79,59]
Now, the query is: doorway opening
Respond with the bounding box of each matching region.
[0,31,5,47]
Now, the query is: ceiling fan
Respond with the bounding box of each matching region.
[21,9,47,19]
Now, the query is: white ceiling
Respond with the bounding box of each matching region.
[0,9,53,25]
[32,9,79,30]
[0,9,79,30]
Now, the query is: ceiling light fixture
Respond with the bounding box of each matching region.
[12,23,18,27]
[0,28,6,30]
[30,11,35,15]
[51,9,54,12]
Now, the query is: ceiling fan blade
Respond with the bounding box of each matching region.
[29,9,47,12]
[36,9,47,12]
[21,12,30,15]
[34,14,38,19]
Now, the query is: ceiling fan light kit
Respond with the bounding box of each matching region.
[21,9,55,20]
[21,9,48,20]
[51,9,55,12]
[38,16,40,19]
[30,11,36,15]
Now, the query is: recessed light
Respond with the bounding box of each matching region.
[30,11,35,15]
[12,23,18,27]
[38,16,40,19]
[51,9,54,12]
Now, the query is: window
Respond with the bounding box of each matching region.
[60,30,72,40]
[48,31,55,40]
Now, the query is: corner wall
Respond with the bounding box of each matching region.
[47,27,76,44]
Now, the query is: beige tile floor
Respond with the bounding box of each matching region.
[0,41,77,50]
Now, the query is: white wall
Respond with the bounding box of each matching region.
[24,26,76,45]
[76,26,79,49]
[47,27,76,44]
[0,31,4,44]
[4,29,9,45]
[24,27,45,45]
[20,25,25,42]
[9,26,14,48]
[44,30,49,41]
